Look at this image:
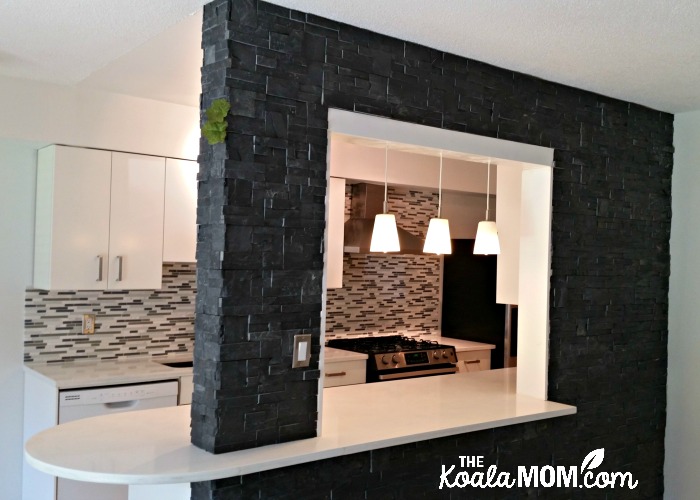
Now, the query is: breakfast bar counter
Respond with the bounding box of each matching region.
[25,368,575,489]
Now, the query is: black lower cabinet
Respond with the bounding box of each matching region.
[441,239,508,369]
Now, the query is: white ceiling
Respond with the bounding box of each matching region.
[1,0,699,113]
[0,0,206,106]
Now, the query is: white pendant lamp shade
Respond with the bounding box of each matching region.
[473,221,500,255]
[370,143,400,253]
[423,151,452,255]
[423,218,452,255]
[370,213,401,253]
[474,158,500,255]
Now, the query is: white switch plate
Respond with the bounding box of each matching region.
[292,334,312,368]
[82,314,96,335]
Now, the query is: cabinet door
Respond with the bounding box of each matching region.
[108,152,166,289]
[323,359,366,387]
[34,146,111,290]
[163,159,198,262]
[326,177,346,289]
[456,350,491,372]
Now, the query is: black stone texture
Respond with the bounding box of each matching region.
[192,0,673,498]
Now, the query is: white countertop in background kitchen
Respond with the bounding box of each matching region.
[24,369,575,485]
[24,337,488,389]
[24,356,193,390]
[324,346,368,362]
[431,336,496,351]
[24,347,367,389]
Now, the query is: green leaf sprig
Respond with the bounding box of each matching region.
[202,98,231,145]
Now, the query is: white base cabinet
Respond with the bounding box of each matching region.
[323,359,366,387]
[456,350,491,372]
[34,146,166,290]
[22,370,187,500]
[323,347,367,388]
[129,484,190,500]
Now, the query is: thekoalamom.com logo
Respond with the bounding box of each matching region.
[439,448,638,490]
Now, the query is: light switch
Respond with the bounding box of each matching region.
[297,341,308,361]
[292,334,312,368]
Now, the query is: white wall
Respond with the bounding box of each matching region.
[330,139,494,194]
[0,75,199,160]
[0,74,198,499]
[666,110,700,499]
[441,191,493,239]
[0,140,37,500]
[495,166,522,305]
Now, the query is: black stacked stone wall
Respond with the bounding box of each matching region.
[191,0,325,452]
[192,0,673,498]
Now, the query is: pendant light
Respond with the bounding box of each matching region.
[473,158,501,255]
[423,152,452,255]
[369,144,400,253]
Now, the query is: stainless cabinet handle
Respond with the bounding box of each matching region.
[116,256,123,282]
[96,255,103,281]
[325,371,347,377]
[465,360,481,365]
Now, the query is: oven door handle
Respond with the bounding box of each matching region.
[377,366,458,381]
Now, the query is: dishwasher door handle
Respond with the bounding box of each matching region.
[103,400,139,410]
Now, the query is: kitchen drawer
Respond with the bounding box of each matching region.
[323,360,366,388]
[456,350,491,372]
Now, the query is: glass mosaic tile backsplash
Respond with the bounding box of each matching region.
[24,263,195,363]
[325,185,441,339]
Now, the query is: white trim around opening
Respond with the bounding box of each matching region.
[325,108,555,400]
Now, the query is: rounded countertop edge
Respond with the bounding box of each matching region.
[24,371,576,485]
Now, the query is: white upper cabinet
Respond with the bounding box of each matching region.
[34,146,166,290]
[108,152,166,289]
[163,158,198,263]
[326,177,346,289]
[34,146,112,290]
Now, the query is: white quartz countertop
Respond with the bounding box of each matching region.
[25,369,575,485]
[25,349,367,388]
[24,356,193,389]
[324,346,368,362]
[433,336,496,351]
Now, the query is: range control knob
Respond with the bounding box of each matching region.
[392,354,401,364]
[381,355,390,365]
[442,350,449,359]
[433,350,440,360]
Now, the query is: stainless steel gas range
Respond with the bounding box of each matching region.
[326,335,458,383]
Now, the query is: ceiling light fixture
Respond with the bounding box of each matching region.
[423,151,452,255]
[473,158,500,255]
[369,144,400,253]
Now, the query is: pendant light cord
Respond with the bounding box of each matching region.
[383,143,389,214]
[485,158,492,221]
[438,152,443,218]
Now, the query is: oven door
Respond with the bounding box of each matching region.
[373,363,458,382]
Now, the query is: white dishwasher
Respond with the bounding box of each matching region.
[57,380,179,500]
